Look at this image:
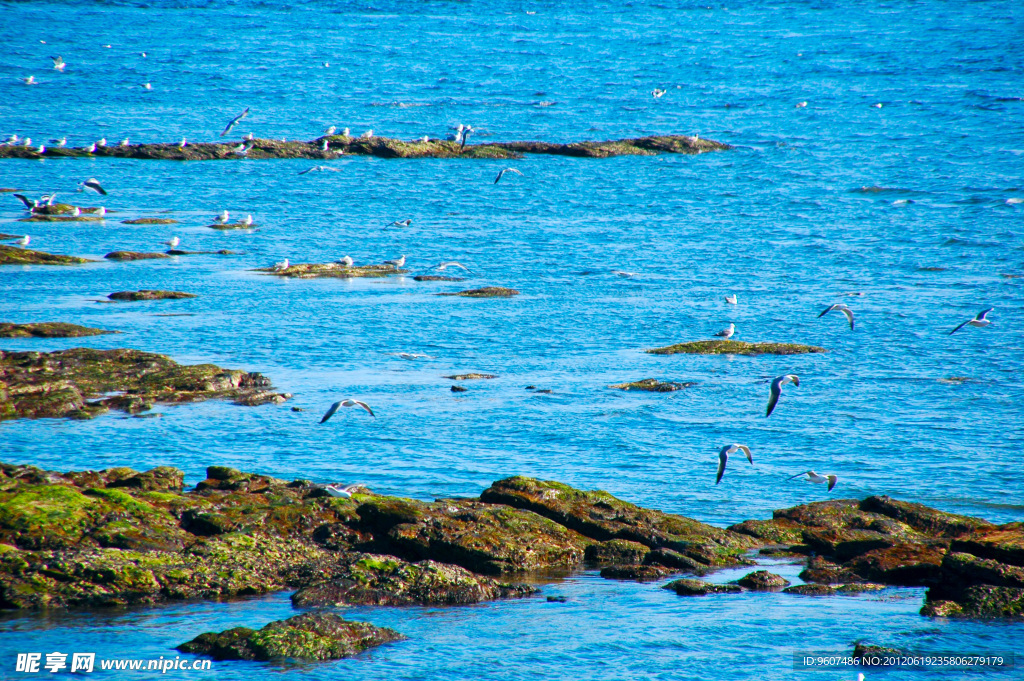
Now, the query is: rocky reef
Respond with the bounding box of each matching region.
[0,245,91,266]
[0,322,116,338]
[0,134,729,162]
[608,378,695,392]
[104,251,170,261]
[177,613,404,661]
[255,262,408,279]
[438,286,519,298]
[107,290,196,302]
[0,348,287,421]
[122,218,179,225]
[646,340,827,356]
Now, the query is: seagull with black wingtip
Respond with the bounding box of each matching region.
[716,444,753,484]
[766,374,799,417]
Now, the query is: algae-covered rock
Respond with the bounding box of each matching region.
[438,287,519,298]
[104,251,170,261]
[445,373,497,380]
[646,340,826,356]
[414,275,465,282]
[0,348,287,421]
[0,245,92,266]
[600,564,678,581]
[121,218,179,224]
[255,262,407,278]
[664,579,743,596]
[736,570,790,590]
[292,553,537,606]
[208,222,257,230]
[177,612,405,661]
[107,290,196,301]
[783,583,838,596]
[0,322,117,338]
[585,539,651,565]
[19,215,104,223]
[608,378,695,392]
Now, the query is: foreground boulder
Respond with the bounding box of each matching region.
[646,340,826,356]
[0,348,287,420]
[177,613,404,661]
[0,244,92,266]
[0,322,116,338]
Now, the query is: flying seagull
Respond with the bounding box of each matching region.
[389,219,412,227]
[320,399,375,423]
[494,167,523,184]
[787,471,838,492]
[725,294,737,305]
[13,194,36,210]
[818,303,855,330]
[324,483,367,498]
[298,165,341,175]
[460,125,473,149]
[766,374,799,417]
[714,323,736,339]
[652,88,667,98]
[612,270,637,277]
[21,76,36,85]
[51,56,65,71]
[949,308,994,335]
[716,444,753,485]
[221,107,250,137]
[384,254,406,267]
[437,261,469,271]
[393,352,430,360]
[78,178,107,195]
[447,124,465,142]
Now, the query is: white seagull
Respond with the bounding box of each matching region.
[143,83,152,90]
[95,207,106,217]
[243,132,254,141]
[320,399,376,423]
[324,126,336,135]
[716,444,753,485]
[215,210,229,224]
[321,139,329,151]
[725,294,737,305]
[35,145,45,154]
[70,207,81,217]
[78,178,108,195]
[85,143,97,153]
[221,107,250,137]
[389,219,412,227]
[97,138,107,147]
[341,127,350,137]
[324,484,367,498]
[795,101,808,108]
[818,303,855,330]
[178,138,187,148]
[384,254,406,268]
[447,124,465,143]
[242,214,253,225]
[360,129,373,139]
[766,374,799,417]
[52,56,65,71]
[165,236,180,248]
[652,88,667,98]
[494,167,523,184]
[337,255,354,267]
[21,76,36,85]
[714,323,736,339]
[273,258,290,271]
[787,471,838,492]
[119,138,129,147]
[298,165,340,175]
[949,308,994,335]
[15,235,30,247]
[54,137,67,147]
[437,261,470,271]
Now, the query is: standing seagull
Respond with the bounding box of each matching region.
[360,129,374,139]
[165,236,180,249]
[52,56,66,71]
[494,167,523,184]
[787,471,838,492]
[714,323,736,339]
[95,206,106,217]
[221,107,250,137]
[949,308,994,335]
[766,374,799,417]
[716,444,753,485]
[320,399,376,423]
[15,235,30,247]
[324,126,336,135]
[818,303,855,330]
[242,214,253,225]
[85,143,97,153]
[273,258,290,271]
[215,210,229,224]
[337,255,354,267]
[384,254,406,268]
[78,178,107,195]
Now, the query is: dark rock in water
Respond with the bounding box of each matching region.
[445,373,497,380]
[837,583,886,593]
[664,579,743,596]
[177,612,405,662]
[646,340,826,356]
[19,215,103,223]
[608,378,696,392]
[853,642,905,663]
[0,134,729,162]
[122,218,179,224]
[0,322,117,338]
[783,583,838,596]
[255,262,407,278]
[450,385,468,393]
[291,553,537,606]
[737,570,790,590]
[645,547,710,574]
[413,275,465,282]
[601,564,678,581]
[108,290,196,301]
[0,244,92,266]
[586,539,651,565]
[546,595,568,603]
[0,347,288,421]
[104,251,170,261]
[438,286,519,298]
[799,556,865,584]
[166,250,238,256]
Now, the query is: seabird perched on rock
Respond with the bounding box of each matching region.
[53,137,67,147]
[119,138,129,147]
[70,207,81,217]
[243,132,254,141]
[818,303,855,330]
[949,308,994,335]
[215,210,229,224]
[324,484,367,498]
[716,444,753,484]
[51,56,65,71]
[787,471,838,492]
[221,107,250,137]
[165,236,180,248]
[766,374,799,417]
[342,127,350,137]
[338,255,354,267]
[85,143,97,153]
[96,207,106,217]
[321,139,329,151]
[78,178,107,195]
[447,124,465,143]
[273,258,289,271]
[725,294,737,304]
[242,214,253,225]
[324,126,336,135]
[384,254,406,268]
[714,323,735,339]
[15,235,30,247]
[320,399,375,423]
[360,129,373,139]
[22,138,32,147]
[97,138,107,147]
[34,145,45,154]
[494,167,523,184]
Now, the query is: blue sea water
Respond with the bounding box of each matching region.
[1,0,1023,678]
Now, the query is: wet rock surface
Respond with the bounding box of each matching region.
[107,290,196,301]
[414,275,465,282]
[438,286,519,298]
[255,262,408,278]
[0,134,729,162]
[0,348,287,421]
[445,373,497,380]
[608,378,696,392]
[0,244,92,266]
[664,579,743,596]
[0,322,117,338]
[104,251,171,261]
[177,612,405,661]
[122,218,179,224]
[737,570,790,590]
[646,340,827,356]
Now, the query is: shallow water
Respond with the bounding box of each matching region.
[1,0,1023,678]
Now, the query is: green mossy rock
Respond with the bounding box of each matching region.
[0,322,116,338]
[438,286,519,298]
[646,340,826,356]
[664,579,743,596]
[608,378,696,392]
[255,262,407,278]
[104,251,170,261]
[121,218,179,224]
[0,245,92,266]
[107,290,196,301]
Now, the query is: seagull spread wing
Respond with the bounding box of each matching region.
[949,319,971,335]
[766,380,782,417]
[716,450,728,485]
[348,399,375,417]
[320,401,342,423]
[735,444,753,465]
[840,307,855,330]
[817,304,837,318]
[13,194,34,209]
[977,308,994,321]
[826,475,838,492]
[786,471,812,481]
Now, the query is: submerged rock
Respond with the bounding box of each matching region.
[0,322,116,338]
[414,275,465,282]
[292,553,537,606]
[177,613,405,662]
[608,378,696,392]
[438,286,519,298]
[0,347,287,421]
[445,373,497,380]
[0,244,92,266]
[664,579,743,596]
[107,290,196,301]
[646,340,826,356]
[207,222,257,230]
[104,251,170,261]
[255,262,407,278]
[122,218,179,224]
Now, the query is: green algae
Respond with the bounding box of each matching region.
[646,340,827,356]
[0,322,116,338]
[0,245,93,266]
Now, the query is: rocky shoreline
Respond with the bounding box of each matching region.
[0,134,729,162]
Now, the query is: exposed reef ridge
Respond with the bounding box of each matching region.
[255,262,408,279]
[0,245,92,266]
[0,322,117,338]
[646,340,827,356]
[0,134,729,162]
[0,348,288,421]
[0,464,1018,621]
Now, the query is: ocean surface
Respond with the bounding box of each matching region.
[1,0,1022,678]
